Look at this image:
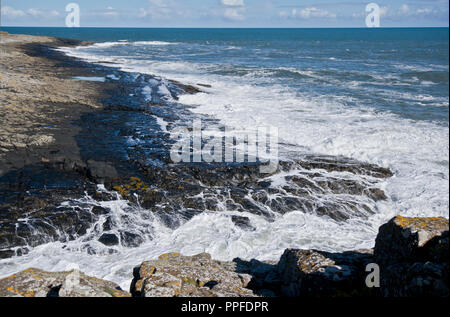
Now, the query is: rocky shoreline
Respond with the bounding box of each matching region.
[0,33,448,297]
[0,215,448,297]
[1,32,394,259]
[1,32,117,258]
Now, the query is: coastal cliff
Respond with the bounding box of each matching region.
[1,216,448,297]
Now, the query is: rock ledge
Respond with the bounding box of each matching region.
[0,216,448,297]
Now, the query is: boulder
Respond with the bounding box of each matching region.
[98,233,120,246]
[0,268,130,297]
[276,249,374,297]
[131,252,256,297]
[374,216,449,297]
[375,216,449,266]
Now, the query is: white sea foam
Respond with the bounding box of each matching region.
[175,75,449,223]
[133,41,176,46]
[0,194,382,290]
[57,43,450,223]
[92,41,130,48]
[142,86,153,102]
[153,116,169,133]
[55,45,449,222]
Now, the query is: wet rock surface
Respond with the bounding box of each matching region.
[109,156,392,227]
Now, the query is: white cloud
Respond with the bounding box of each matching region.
[27,8,60,18]
[2,6,26,18]
[138,0,191,20]
[298,7,336,19]
[224,8,244,21]
[396,4,439,17]
[281,7,336,20]
[415,8,437,16]
[221,0,245,21]
[2,6,60,19]
[386,5,439,18]
[221,0,244,7]
[103,6,119,17]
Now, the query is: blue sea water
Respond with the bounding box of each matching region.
[1,27,448,287]
[4,27,448,122]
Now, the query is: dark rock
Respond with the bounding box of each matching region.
[276,249,375,297]
[87,160,118,183]
[102,217,114,231]
[98,233,119,246]
[293,155,393,179]
[91,206,110,216]
[423,231,449,263]
[232,258,280,294]
[197,83,212,88]
[380,262,449,297]
[120,231,145,247]
[374,216,449,297]
[375,216,449,266]
[171,80,202,95]
[231,216,254,231]
[0,249,15,259]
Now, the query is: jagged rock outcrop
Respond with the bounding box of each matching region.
[0,268,130,297]
[375,216,449,266]
[271,216,449,297]
[374,216,449,297]
[130,252,256,297]
[276,249,375,297]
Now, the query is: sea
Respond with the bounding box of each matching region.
[1,27,449,290]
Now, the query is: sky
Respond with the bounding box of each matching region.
[0,0,449,28]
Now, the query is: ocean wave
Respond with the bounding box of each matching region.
[91,41,130,48]
[133,41,177,46]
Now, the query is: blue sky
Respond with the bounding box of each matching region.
[1,0,448,27]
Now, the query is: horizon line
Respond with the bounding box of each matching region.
[2,26,449,29]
